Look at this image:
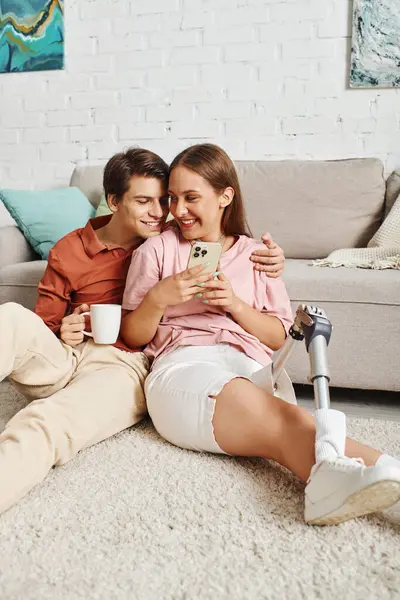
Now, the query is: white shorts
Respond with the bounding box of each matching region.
[145,345,295,454]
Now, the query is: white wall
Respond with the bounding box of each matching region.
[0,0,399,189]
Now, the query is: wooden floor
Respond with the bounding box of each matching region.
[296,385,400,422]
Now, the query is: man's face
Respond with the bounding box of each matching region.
[110,176,169,239]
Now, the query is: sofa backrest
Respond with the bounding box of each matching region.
[70,163,105,210]
[70,157,387,259]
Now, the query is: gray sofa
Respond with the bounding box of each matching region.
[1,159,399,392]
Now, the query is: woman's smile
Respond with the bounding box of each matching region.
[178,218,198,229]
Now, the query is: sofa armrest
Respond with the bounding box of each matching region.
[0,226,39,269]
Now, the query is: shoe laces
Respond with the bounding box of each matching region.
[308,457,366,482]
[335,456,365,470]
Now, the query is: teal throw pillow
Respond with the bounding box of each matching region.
[95,192,112,217]
[0,187,96,259]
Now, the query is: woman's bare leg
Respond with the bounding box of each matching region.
[212,378,382,481]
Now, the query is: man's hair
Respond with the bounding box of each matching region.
[103,148,169,201]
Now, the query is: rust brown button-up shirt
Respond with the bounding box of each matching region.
[34,215,138,353]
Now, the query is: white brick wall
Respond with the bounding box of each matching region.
[0,0,399,189]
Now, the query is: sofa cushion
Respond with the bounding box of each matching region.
[286,299,400,391]
[0,187,96,259]
[282,259,400,305]
[385,169,400,218]
[0,260,47,285]
[235,158,385,259]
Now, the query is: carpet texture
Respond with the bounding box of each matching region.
[0,380,399,600]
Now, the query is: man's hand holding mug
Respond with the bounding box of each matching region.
[60,304,122,347]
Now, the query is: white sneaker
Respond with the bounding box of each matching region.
[305,457,400,525]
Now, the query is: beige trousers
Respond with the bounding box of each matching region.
[0,303,149,514]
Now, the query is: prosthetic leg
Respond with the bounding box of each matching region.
[272,304,332,410]
[272,306,400,525]
[272,305,347,463]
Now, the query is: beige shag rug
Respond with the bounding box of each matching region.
[0,380,399,600]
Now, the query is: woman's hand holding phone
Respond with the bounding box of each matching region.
[148,264,214,310]
[196,271,241,314]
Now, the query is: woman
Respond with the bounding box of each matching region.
[121,144,400,526]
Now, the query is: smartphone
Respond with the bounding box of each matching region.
[187,241,222,273]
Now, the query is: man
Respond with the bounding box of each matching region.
[0,148,285,514]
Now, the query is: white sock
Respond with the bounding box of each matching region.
[314,408,346,463]
[375,454,400,469]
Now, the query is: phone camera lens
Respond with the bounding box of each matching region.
[201,250,207,256]
[195,246,201,252]
[194,252,200,258]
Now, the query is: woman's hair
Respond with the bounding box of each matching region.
[103,147,169,201]
[169,144,252,237]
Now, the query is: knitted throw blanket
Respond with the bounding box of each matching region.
[313,193,400,270]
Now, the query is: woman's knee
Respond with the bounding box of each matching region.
[212,380,277,455]
[279,402,315,430]
[212,381,315,459]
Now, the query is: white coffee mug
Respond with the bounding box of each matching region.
[81,304,122,345]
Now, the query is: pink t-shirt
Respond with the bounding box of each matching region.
[123,228,293,367]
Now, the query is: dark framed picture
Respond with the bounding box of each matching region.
[351,0,400,88]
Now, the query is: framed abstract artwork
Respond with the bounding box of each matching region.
[0,1,64,74]
[350,0,400,88]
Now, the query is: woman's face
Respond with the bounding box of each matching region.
[168,166,233,241]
